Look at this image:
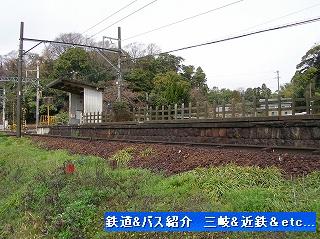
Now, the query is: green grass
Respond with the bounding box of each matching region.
[0,135,319,239]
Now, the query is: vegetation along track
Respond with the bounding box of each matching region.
[13,133,320,177]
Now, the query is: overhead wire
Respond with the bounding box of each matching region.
[123,0,245,41]
[159,16,320,55]
[81,0,139,35]
[80,16,320,81]
[240,2,320,33]
[122,1,320,43]
[88,0,159,39]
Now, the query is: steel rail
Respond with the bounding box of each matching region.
[4,132,317,154]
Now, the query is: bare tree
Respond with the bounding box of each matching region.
[146,43,161,56]
[124,42,161,63]
[124,42,147,60]
[44,33,94,59]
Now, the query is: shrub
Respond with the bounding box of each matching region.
[111,101,133,122]
[55,111,69,125]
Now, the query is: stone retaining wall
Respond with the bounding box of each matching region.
[44,115,320,147]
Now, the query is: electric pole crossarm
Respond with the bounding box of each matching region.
[23,41,43,55]
[22,37,120,54]
[97,50,120,73]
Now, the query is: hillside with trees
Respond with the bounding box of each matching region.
[0,32,280,125]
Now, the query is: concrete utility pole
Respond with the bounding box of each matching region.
[102,36,107,48]
[2,88,5,130]
[17,22,24,137]
[276,70,280,95]
[117,27,122,101]
[36,61,40,129]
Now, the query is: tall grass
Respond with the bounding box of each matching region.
[0,136,319,239]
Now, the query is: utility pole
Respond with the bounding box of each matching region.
[117,27,122,101]
[102,36,107,48]
[1,88,5,130]
[17,22,24,137]
[36,61,40,129]
[276,70,280,95]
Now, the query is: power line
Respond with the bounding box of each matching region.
[123,0,244,41]
[80,16,320,80]
[160,16,320,55]
[89,0,158,39]
[81,0,138,35]
[240,2,320,33]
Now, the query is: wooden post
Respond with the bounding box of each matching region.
[222,101,226,119]
[306,94,311,115]
[253,97,257,117]
[47,105,50,125]
[196,102,200,119]
[93,112,96,123]
[161,105,165,121]
[292,97,296,116]
[265,98,269,117]
[103,112,107,123]
[213,102,217,118]
[144,107,147,121]
[168,105,172,121]
[89,112,92,124]
[106,110,109,122]
[174,104,178,120]
[188,102,192,119]
[150,106,153,121]
[155,106,158,120]
[138,107,141,121]
[278,96,282,116]
[204,102,208,119]
[241,98,245,117]
[181,103,184,120]
[231,99,235,118]
[132,108,135,121]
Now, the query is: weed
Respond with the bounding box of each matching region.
[109,147,134,168]
[140,147,154,157]
[0,138,319,239]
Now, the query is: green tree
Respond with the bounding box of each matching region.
[181,65,195,82]
[53,48,92,80]
[192,67,207,89]
[153,54,184,74]
[125,68,154,94]
[208,87,233,104]
[261,83,272,99]
[283,44,320,98]
[125,53,208,105]
[151,71,191,105]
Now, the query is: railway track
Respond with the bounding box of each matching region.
[3,131,319,155]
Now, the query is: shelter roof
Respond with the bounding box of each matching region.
[47,79,104,95]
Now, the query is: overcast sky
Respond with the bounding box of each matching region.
[1,0,320,92]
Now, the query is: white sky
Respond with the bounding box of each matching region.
[1,0,320,92]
